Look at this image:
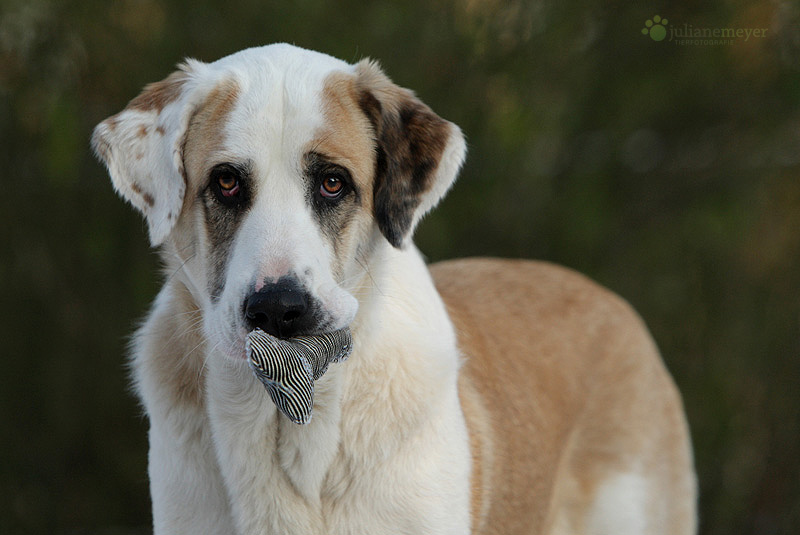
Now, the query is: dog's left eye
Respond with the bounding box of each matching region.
[320,174,345,199]
[306,155,353,206]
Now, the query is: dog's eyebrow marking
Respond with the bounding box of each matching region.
[182,77,242,194]
[309,72,376,199]
[180,77,245,299]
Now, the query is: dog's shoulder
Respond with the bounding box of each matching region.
[131,279,207,416]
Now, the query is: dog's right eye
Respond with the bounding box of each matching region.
[217,173,239,196]
[210,165,246,207]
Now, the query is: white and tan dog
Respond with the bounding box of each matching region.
[92,44,697,535]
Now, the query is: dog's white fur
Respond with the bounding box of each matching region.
[93,44,696,534]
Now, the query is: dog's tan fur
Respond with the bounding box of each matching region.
[435,258,696,534]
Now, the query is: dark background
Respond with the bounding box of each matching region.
[1,0,798,533]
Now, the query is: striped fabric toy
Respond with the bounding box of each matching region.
[246,328,353,424]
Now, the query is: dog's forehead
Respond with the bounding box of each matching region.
[209,45,355,148]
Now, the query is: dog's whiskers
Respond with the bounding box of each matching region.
[163,311,204,346]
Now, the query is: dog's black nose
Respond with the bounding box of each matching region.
[244,279,313,338]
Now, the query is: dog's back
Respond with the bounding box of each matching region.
[433,258,697,535]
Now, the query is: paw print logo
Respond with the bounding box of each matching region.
[642,15,668,41]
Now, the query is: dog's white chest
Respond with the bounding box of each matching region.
[273,366,348,502]
[205,358,470,535]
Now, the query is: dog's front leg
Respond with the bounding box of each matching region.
[205,355,325,535]
[147,407,235,534]
[132,285,238,535]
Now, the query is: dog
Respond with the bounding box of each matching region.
[92,44,697,534]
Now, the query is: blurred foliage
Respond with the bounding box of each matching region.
[1,0,799,533]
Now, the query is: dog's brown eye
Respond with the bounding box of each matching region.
[307,157,351,207]
[209,164,249,208]
[217,174,240,197]
[320,175,344,198]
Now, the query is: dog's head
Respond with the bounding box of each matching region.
[92,44,465,359]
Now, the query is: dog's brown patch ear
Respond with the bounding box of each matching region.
[127,70,190,113]
[355,60,466,248]
[91,60,211,246]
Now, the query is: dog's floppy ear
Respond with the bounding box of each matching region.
[91,61,205,246]
[355,60,466,248]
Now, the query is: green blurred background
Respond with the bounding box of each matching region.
[1,0,798,533]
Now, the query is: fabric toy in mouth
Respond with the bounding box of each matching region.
[246,328,353,425]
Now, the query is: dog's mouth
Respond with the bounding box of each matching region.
[245,327,352,424]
